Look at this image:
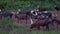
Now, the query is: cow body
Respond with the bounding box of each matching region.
[2,12,13,18]
[30,18,51,30]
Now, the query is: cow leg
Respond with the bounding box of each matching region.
[30,24,34,29]
[10,15,12,18]
[46,25,49,31]
[37,25,40,30]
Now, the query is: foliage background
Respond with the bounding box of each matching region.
[0,0,60,34]
[0,0,60,10]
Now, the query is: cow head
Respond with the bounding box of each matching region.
[31,10,38,16]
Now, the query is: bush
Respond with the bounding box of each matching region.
[0,0,60,10]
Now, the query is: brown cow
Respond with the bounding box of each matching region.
[14,11,31,24]
[30,16,52,31]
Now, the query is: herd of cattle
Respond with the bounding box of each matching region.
[0,6,60,31]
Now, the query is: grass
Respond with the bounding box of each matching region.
[9,24,60,34]
[0,17,60,34]
[0,23,60,34]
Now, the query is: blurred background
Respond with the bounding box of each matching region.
[0,0,60,34]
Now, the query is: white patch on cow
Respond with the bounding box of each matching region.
[31,10,38,16]
[0,9,1,12]
[30,18,34,24]
[31,10,34,13]
[43,11,48,13]
[11,12,15,14]
[18,9,21,11]
[36,9,39,11]
[35,12,38,15]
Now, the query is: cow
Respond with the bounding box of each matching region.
[30,9,53,31]
[30,17,51,31]
[2,11,13,18]
[14,10,31,24]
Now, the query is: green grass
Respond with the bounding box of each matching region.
[1,0,60,10]
[9,24,60,34]
[0,17,60,34]
[0,23,60,34]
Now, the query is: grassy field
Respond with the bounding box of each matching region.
[0,17,60,34]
